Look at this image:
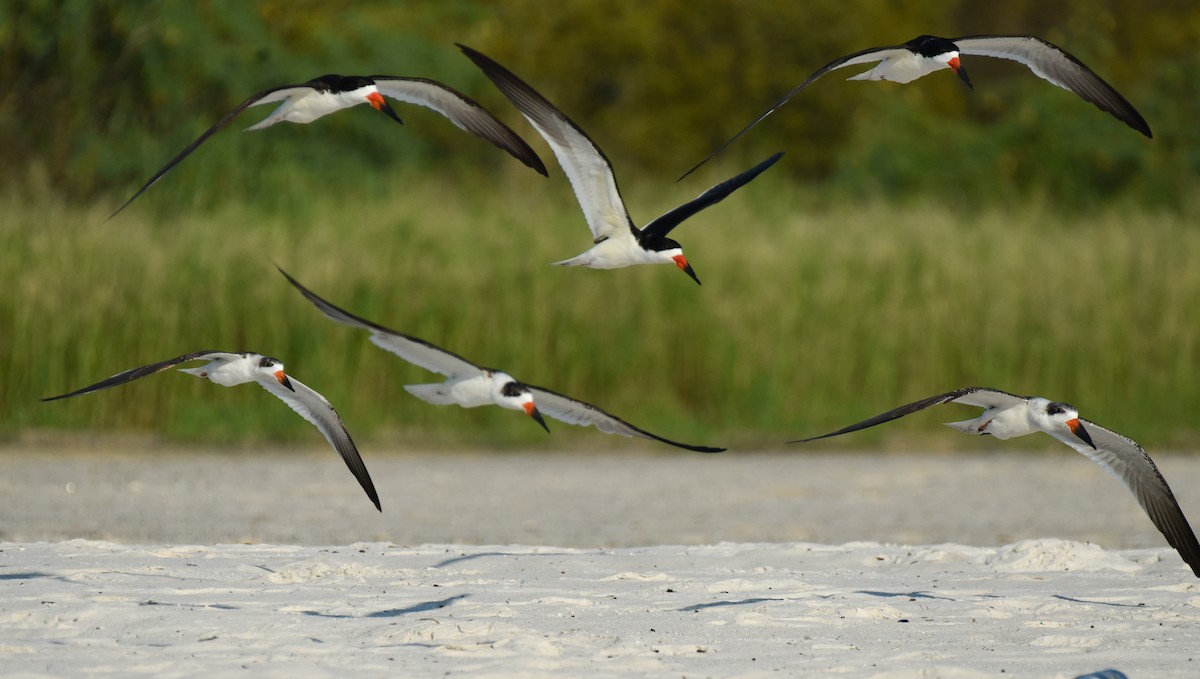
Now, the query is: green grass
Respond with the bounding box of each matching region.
[4,170,1200,452]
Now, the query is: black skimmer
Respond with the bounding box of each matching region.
[681,34,1151,179]
[278,266,724,452]
[791,387,1200,577]
[110,73,549,218]
[458,44,782,285]
[42,351,381,512]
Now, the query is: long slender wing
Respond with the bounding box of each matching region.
[954,35,1151,138]
[371,77,547,175]
[276,266,483,379]
[40,351,234,401]
[256,373,381,512]
[678,45,906,180]
[1046,421,1200,577]
[790,386,1026,443]
[458,44,638,243]
[642,152,782,239]
[525,384,724,453]
[108,85,313,219]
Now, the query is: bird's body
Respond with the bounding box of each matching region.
[110,73,546,218]
[42,351,381,512]
[244,77,384,130]
[681,33,1150,179]
[278,266,724,453]
[793,387,1200,577]
[459,44,781,284]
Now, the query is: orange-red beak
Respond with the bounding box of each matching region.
[367,91,403,125]
[672,254,701,285]
[1066,418,1095,450]
[523,401,549,433]
[274,370,294,392]
[947,56,973,90]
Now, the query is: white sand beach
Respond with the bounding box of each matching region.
[2,447,1198,676]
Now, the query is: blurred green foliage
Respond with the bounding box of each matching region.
[3,0,1198,209]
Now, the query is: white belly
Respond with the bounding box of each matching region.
[555,237,668,269]
[850,53,945,84]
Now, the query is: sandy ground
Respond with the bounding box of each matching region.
[2,447,1199,676]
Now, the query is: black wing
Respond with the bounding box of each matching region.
[108,83,312,219]
[677,44,907,180]
[642,152,782,239]
[41,351,233,400]
[789,386,1020,443]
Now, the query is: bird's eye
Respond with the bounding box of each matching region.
[1046,403,1066,416]
[259,357,275,368]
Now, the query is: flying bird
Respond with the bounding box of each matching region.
[278,266,724,453]
[791,387,1200,577]
[110,73,548,218]
[459,43,782,285]
[681,34,1151,179]
[42,351,381,512]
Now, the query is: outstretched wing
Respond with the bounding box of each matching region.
[790,386,1026,443]
[955,35,1151,137]
[526,384,724,453]
[41,351,234,400]
[277,266,483,379]
[642,152,782,239]
[109,84,312,218]
[459,44,638,243]
[677,45,907,180]
[1046,419,1200,577]
[372,76,548,175]
[256,373,381,512]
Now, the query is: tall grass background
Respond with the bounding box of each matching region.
[5,172,1200,451]
[4,1,1199,452]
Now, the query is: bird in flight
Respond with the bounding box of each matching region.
[460,44,782,285]
[681,34,1151,179]
[791,387,1200,577]
[278,266,725,453]
[110,73,548,218]
[43,351,381,512]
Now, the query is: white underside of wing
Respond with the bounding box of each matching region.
[545,129,630,242]
[256,374,351,449]
[949,388,1028,411]
[957,37,1076,91]
[528,387,646,439]
[368,333,483,379]
[375,80,480,132]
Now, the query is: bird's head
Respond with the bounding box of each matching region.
[1030,397,1094,449]
[940,51,973,90]
[498,377,549,433]
[365,89,404,126]
[906,35,972,90]
[650,237,700,285]
[257,355,294,392]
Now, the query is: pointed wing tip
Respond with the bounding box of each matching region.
[676,160,709,183]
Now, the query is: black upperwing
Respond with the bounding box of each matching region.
[108,83,312,219]
[42,351,229,400]
[789,386,997,443]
